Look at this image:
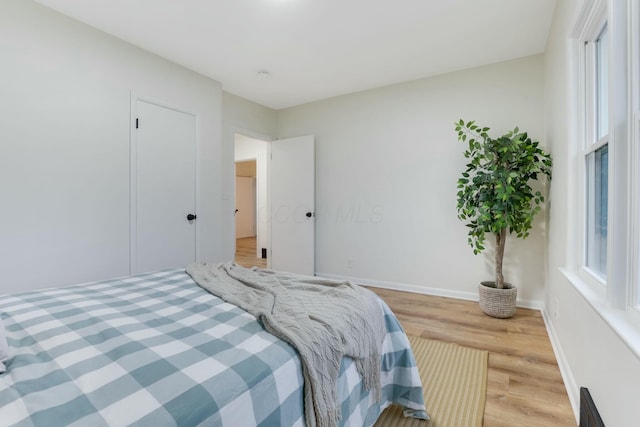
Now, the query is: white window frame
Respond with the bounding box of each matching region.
[632,110,640,313]
[576,0,609,292]
[631,0,640,313]
[567,0,640,356]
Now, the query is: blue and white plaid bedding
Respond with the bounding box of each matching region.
[0,269,426,426]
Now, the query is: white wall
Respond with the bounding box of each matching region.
[0,0,222,294]
[544,0,640,425]
[277,55,547,304]
[235,135,269,255]
[222,92,277,261]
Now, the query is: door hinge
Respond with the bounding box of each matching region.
[136,118,139,129]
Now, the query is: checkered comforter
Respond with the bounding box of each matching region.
[0,269,426,426]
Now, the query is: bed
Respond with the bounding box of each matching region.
[0,264,427,426]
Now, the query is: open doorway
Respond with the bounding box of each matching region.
[233,133,315,274]
[235,160,256,239]
[234,133,268,268]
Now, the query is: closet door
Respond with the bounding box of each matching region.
[131,98,197,274]
[270,135,315,275]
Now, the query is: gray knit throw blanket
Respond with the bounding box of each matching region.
[186,262,386,427]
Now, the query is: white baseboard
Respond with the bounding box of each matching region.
[315,272,543,310]
[540,308,580,424]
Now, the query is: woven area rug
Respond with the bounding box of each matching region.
[375,335,488,427]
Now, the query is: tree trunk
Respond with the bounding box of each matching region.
[495,230,506,289]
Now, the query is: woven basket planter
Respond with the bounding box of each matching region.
[478,281,517,318]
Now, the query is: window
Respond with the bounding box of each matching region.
[569,0,640,355]
[582,21,609,283]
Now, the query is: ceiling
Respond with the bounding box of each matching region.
[34,0,557,110]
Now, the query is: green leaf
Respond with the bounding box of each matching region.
[453,120,551,260]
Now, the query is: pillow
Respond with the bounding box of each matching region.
[0,316,8,373]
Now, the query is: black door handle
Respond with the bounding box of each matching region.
[187,214,197,221]
[305,212,314,218]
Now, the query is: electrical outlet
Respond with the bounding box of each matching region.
[347,259,354,269]
[554,298,559,319]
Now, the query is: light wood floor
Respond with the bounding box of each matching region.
[235,237,267,269]
[370,287,576,427]
[235,238,575,426]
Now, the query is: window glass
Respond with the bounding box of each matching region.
[586,145,608,278]
[596,25,609,141]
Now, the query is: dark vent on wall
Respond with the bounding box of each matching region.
[579,387,605,427]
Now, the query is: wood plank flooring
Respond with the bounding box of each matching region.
[235,237,267,269]
[370,287,576,427]
[234,238,575,426]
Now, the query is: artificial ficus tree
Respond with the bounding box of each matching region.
[454,120,552,289]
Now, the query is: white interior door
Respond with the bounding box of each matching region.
[132,99,197,274]
[270,135,315,275]
[235,176,256,238]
